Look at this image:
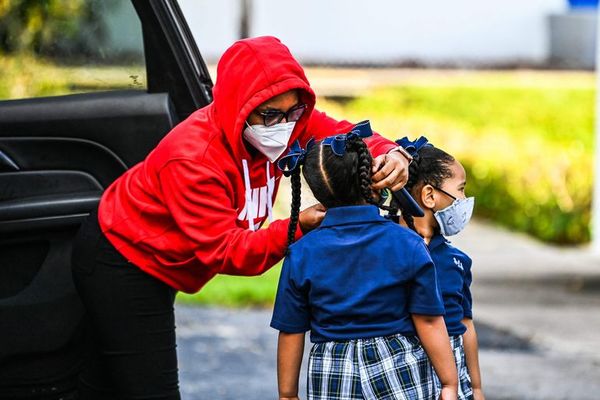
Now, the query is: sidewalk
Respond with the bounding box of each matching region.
[451,220,600,399]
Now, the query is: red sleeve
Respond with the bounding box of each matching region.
[158,159,299,277]
[305,108,397,156]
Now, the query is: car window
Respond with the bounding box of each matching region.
[0,0,146,101]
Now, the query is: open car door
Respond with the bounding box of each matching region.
[0,0,212,397]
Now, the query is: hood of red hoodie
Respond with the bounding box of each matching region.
[212,36,316,161]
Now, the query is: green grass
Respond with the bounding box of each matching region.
[0,54,145,99]
[317,79,595,245]
[348,86,594,147]
[176,263,282,307]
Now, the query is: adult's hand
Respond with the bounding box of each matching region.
[371,151,410,192]
[298,203,326,233]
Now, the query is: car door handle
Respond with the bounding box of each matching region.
[0,191,101,221]
[0,191,101,233]
[0,149,20,171]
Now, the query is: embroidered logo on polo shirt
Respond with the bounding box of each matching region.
[453,257,464,271]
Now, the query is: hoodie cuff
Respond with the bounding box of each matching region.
[369,142,397,158]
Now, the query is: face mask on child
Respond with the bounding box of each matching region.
[243,121,296,162]
[433,190,475,236]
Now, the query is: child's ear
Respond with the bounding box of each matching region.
[420,184,436,209]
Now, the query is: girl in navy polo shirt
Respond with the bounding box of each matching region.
[271,121,458,400]
[390,137,484,400]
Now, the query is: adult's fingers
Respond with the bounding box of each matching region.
[371,154,408,190]
[371,154,393,186]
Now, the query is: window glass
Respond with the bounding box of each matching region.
[0,0,146,100]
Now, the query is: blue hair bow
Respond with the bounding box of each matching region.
[277,138,315,177]
[322,120,373,156]
[396,136,430,158]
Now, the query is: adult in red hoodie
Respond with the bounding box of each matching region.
[71,36,411,399]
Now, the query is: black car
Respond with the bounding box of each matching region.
[0,0,213,397]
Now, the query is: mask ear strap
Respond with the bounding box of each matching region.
[431,184,457,201]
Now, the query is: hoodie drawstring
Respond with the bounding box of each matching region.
[266,161,274,223]
[242,159,256,231]
[242,159,275,231]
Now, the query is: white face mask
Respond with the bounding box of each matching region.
[243,121,296,162]
[434,197,475,236]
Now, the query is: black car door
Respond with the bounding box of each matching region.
[0,0,212,396]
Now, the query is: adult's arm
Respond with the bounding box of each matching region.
[306,109,396,156]
[159,159,298,276]
[307,109,410,190]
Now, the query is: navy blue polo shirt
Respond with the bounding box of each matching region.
[428,234,473,336]
[270,205,445,343]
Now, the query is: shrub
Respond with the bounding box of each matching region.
[319,83,594,244]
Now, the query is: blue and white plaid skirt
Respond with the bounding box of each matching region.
[308,334,437,400]
[433,335,473,400]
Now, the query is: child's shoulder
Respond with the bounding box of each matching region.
[286,226,328,255]
[381,219,426,243]
[430,236,472,266]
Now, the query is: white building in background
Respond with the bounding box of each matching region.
[180,0,575,67]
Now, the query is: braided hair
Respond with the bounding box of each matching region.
[392,145,454,236]
[286,135,390,250]
[287,167,302,250]
[304,135,373,208]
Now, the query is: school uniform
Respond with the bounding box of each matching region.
[271,205,445,400]
[428,234,474,400]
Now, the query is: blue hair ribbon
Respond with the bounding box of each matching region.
[322,120,373,156]
[396,136,430,158]
[277,138,315,177]
[393,136,429,218]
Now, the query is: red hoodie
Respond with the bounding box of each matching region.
[98,36,397,293]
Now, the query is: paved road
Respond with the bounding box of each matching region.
[175,306,600,400]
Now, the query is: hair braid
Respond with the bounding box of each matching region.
[346,136,396,211]
[349,137,377,206]
[286,167,302,251]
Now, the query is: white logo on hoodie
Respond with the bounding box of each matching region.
[237,160,275,231]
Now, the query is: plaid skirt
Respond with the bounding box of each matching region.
[308,334,437,400]
[433,336,473,400]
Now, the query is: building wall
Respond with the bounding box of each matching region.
[180,0,568,66]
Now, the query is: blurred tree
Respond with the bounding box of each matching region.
[0,0,118,59]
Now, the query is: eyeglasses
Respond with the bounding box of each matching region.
[255,103,307,127]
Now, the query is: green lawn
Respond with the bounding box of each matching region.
[0,55,145,99]
[317,78,595,245]
[176,263,282,307]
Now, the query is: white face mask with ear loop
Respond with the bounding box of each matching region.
[433,196,475,236]
[243,121,296,162]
